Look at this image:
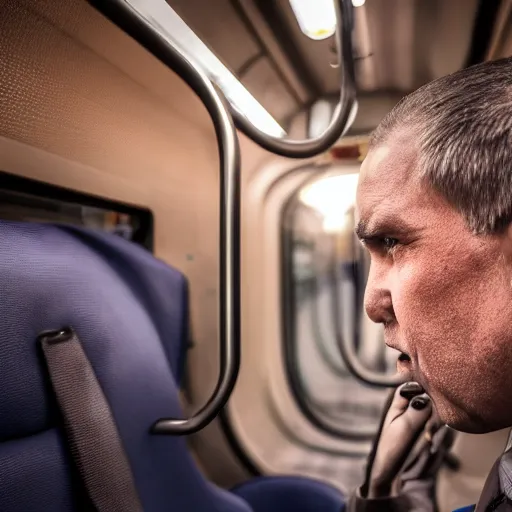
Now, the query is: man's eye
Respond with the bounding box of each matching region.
[361,236,401,255]
[383,237,399,250]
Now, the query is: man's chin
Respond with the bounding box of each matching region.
[436,403,503,434]
[397,372,505,433]
[444,419,493,434]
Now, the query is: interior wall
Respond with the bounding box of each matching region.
[0,0,281,484]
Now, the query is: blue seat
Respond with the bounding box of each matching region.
[232,476,346,511]
[0,220,345,511]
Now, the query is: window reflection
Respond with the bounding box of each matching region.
[0,172,153,250]
[283,170,399,443]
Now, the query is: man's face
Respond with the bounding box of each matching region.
[356,132,512,433]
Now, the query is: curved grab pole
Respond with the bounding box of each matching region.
[87,0,241,435]
[328,251,403,388]
[231,0,357,159]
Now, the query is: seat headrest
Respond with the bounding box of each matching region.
[0,221,251,511]
[0,221,189,440]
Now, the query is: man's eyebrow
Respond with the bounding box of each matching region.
[355,217,417,240]
[355,220,370,240]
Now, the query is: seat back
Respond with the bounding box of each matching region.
[0,220,250,511]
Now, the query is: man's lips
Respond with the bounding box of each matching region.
[385,339,410,358]
[385,340,427,389]
[385,340,413,369]
[396,351,414,386]
[384,337,415,375]
[398,352,411,363]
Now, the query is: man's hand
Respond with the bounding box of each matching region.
[367,382,433,498]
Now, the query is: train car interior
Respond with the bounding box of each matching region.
[1,0,511,510]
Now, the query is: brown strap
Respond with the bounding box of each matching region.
[40,327,144,512]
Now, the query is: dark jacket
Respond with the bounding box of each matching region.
[347,456,512,512]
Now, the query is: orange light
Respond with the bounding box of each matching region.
[330,145,360,160]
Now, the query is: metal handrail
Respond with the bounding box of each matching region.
[87,0,358,435]
[231,0,358,158]
[88,0,240,435]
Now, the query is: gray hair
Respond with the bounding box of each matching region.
[369,56,512,234]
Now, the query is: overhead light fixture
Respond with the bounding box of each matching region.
[125,0,286,138]
[299,173,359,233]
[352,0,366,6]
[289,0,336,41]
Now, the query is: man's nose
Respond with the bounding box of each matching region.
[364,266,394,324]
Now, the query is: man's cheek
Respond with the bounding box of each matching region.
[391,265,435,323]
[390,268,453,358]
[394,259,458,316]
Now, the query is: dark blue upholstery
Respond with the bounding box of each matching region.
[0,220,345,511]
[0,220,250,511]
[232,476,345,511]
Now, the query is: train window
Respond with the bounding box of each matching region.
[282,170,398,440]
[0,171,153,251]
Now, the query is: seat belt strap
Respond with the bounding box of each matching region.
[40,328,143,512]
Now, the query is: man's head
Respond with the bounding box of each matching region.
[356,57,512,434]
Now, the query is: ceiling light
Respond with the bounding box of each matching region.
[125,0,286,138]
[289,0,336,41]
[352,0,366,7]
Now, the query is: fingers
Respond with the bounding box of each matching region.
[401,425,456,481]
[425,408,443,436]
[378,387,433,484]
[383,381,425,427]
[399,382,425,401]
[404,393,433,434]
[367,382,440,499]
[430,424,454,454]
